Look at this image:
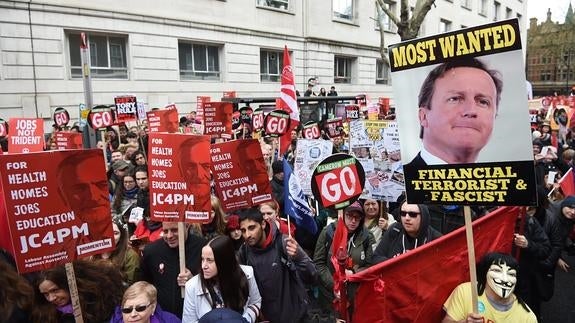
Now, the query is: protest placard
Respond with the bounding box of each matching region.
[148,133,212,222]
[211,139,272,212]
[0,149,113,273]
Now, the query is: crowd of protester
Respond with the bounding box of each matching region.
[2,100,575,323]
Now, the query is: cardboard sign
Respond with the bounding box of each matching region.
[325,117,344,138]
[302,121,321,139]
[55,132,83,150]
[147,108,179,133]
[223,91,237,99]
[8,118,44,154]
[0,149,114,273]
[311,153,365,210]
[53,108,70,127]
[390,19,536,206]
[0,118,9,138]
[211,139,273,212]
[148,133,212,222]
[114,96,138,123]
[203,102,233,138]
[87,106,115,130]
[264,109,290,137]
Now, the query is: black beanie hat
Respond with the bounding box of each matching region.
[272,160,283,175]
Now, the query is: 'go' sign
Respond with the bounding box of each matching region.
[252,109,264,131]
[87,105,114,130]
[0,118,8,138]
[264,109,290,137]
[303,122,320,139]
[53,107,70,127]
[311,153,365,210]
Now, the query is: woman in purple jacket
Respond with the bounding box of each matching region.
[110,281,181,323]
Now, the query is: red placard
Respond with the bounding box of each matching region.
[53,108,70,127]
[303,121,321,139]
[311,153,365,210]
[203,102,233,138]
[114,96,138,123]
[211,139,272,212]
[264,109,290,137]
[196,96,210,123]
[88,106,115,130]
[146,108,179,133]
[325,117,344,138]
[345,104,360,120]
[0,149,113,273]
[148,133,212,222]
[252,109,264,132]
[55,132,83,150]
[8,118,44,154]
[223,91,237,99]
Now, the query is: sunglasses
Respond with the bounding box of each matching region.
[400,211,420,218]
[121,303,151,314]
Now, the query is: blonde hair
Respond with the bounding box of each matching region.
[122,281,157,306]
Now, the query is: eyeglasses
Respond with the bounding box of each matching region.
[121,303,151,314]
[345,214,362,222]
[400,211,420,218]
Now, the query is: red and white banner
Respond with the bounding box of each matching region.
[114,96,138,123]
[147,108,179,133]
[348,206,518,323]
[0,149,113,273]
[277,45,299,155]
[211,139,272,212]
[0,118,8,138]
[88,106,115,130]
[302,121,321,139]
[325,117,345,138]
[148,133,212,222]
[203,102,233,138]
[55,132,83,150]
[264,109,290,137]
[8,118,44,154]
[53,108,70,127]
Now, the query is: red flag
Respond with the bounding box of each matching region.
[277,45,299,155]
[330,215,349,321]
[559,168,575,196]
[348,206,519,323]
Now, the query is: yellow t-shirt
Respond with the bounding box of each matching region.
[443,282,537,323]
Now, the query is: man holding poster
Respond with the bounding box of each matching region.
[391,19,536,206]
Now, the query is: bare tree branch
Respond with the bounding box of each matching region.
[375,4,390,65]
[375,0,400,26]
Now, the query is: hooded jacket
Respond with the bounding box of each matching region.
[238,220,317,323]
[540,196,575,272]
[373,204,442,263]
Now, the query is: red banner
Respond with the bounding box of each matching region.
[53,108,70,127]
[264,109,291,137]
[114,96,138,123]
[147,108,179,133]
[8,118,44,154]
[0,118,8,138]
[223,91,237,99]
[211,139,272,212]
[203,102,233,138]
[0,149,113,273]
[54,132,83,150]
[302,122,321,139]
[88,106,115,130]
[348,206,519,323]
[148,133,212,222]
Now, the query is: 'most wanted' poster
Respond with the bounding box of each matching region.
[390,18,535,205]
[0,149,114,273]
[148,133,212,222]
[211,139,272,212]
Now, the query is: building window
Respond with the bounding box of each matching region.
[256,0,289,11]
[334,56,353,83]
[439,19,452,33]
[378,1,397,32]
[178,42,220,80]
[68,33,128,79]
[493,1,500,21]
[461,0,471,9]
[260,49,284,82]
[479,0,488,16]
[376,60,390,85]
[333,0,354,21]
[505,7,512,18]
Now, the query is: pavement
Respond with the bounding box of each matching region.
[540,253,575,323]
